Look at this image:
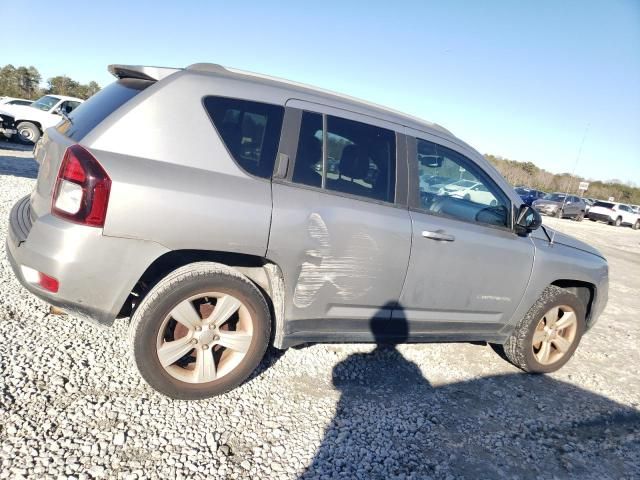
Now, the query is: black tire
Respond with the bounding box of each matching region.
[633,220,640,230]
[614,216,622,227]
[463,193,471,201]
[555,208,563,218]
[128,262,271,400]
[575,212,584,222]
[16,122,41,144]
[500,285,585,373]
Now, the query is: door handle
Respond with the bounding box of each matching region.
[422,230,455,242]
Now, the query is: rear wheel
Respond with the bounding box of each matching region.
[633,220,640,230]
[575,212,584,222]
[499,285,585,373]
[555,208,563,218]
[16,122,40,144]
[128,262,271,399]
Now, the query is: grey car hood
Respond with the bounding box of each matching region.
[533,226,606,260]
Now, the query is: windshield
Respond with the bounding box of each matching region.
[543,193,566,201]
[31,95,60,112]
[594,201,614,209]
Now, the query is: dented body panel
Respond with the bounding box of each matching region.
[267,184,412,343]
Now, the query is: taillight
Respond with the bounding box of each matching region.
[52,145,111,227]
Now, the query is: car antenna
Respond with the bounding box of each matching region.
[550,123,590,245]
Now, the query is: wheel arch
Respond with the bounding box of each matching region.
[550,279,595,325]
[118,249,287,348]
[16,119,43,131]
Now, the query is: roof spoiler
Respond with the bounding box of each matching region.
[108,64,182,82]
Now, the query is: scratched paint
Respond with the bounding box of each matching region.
[293,213,381,308]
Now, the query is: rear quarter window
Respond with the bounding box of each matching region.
[57,78,153,141]
[203,96,284,179]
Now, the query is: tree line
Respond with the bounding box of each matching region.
[0,64,100,101]
[485,154,640,205]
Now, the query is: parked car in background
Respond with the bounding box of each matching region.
[582,197,595,216]
[0,96,33,107]
[515,186,546,206]
[588,201,640,229]
[0,112,17,139]
[0,94,83,144]
[7,63,609,399]
[631,205,640,215]
[428,179,499,206]
[532,193,587,220]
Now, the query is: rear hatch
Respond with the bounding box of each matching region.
[588,201,616,217]
[30,77,155,222]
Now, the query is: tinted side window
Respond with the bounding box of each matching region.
[416,139,510,228]
[291,113,396,203]
[204,97,284,179]
[325,116,395,202]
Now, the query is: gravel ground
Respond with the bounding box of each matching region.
[0,142,638,479]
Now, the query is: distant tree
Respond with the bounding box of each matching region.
[46,75,81,96]
[485,154,640,204]
[46,75,100,99]
[0,64,100,100]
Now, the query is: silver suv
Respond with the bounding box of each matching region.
[7,64,609,399]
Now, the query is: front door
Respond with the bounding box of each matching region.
[267,104,412,344]
[399,132,535,341]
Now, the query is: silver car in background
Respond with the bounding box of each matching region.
[532,192,587,220]
[7,63,609,399]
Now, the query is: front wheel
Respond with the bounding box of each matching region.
[128,262,271,400]
[499,286,585,373]
[614,216,622,227]
[16,122,41,144]
[633,220,640,230]
[555,208,563,218]
[575,212,584,222]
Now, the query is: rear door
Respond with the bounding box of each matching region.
[399,130,535,341]
[267,101,412,342]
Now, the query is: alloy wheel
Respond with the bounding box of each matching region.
[531,305,578,365]
[156,292,253,384]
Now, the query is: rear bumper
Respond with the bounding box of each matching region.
[588,213,612,223]
[7,195,168,327]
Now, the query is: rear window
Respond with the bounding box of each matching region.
[57,78,153,141]
[203,96,284,179]
[594,201,614,209]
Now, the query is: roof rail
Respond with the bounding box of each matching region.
[108,65,182,82]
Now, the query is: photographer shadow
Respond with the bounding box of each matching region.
[300,302,639,479]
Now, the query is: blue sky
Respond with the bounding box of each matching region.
[5,0,639,184]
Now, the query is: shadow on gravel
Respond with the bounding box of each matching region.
[0,140,38,179]
[301,303,640,479]
[0,139,34,152]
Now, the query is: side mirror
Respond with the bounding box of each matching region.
[515,204,542,235]
[419,154,443,168]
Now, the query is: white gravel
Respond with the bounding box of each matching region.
[0,142,638,479]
